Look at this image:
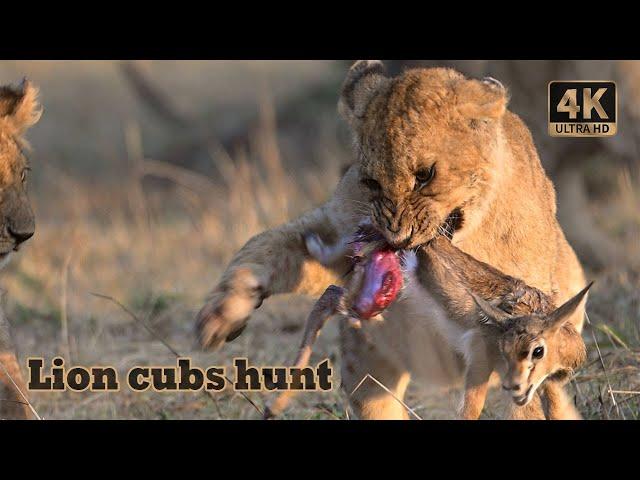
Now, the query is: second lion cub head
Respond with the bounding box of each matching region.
[338,60,509,249]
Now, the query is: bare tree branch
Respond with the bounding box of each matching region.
[120,62,190,128]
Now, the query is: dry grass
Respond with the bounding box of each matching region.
[0,60,638,419]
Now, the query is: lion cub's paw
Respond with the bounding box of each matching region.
[196,265,268,351]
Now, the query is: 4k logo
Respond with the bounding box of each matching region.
[548,81,617,137]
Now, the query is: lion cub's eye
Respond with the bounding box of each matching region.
[361,177,382,193]
[532,346,545,359]
[414,165,436,191]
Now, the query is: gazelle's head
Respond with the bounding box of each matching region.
[471,283,592,407]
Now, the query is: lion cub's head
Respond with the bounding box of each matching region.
[339,61,508,249]
[0,80,41,267]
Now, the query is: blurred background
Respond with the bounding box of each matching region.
[0,60,638,419]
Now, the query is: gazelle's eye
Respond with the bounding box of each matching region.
[532,346,544,359]
[414,165,435,191]
[360,177,381,192]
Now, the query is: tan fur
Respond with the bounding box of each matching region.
[0,80,40,420]
[196,62,585,419]
[0,307,30,419]
[0,80,42,137]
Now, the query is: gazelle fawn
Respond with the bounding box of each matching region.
[412,235,590,419]
[306,225,590,419]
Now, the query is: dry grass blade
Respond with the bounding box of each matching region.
[59,243,74,363]
[91,293,181,356]
[314,404,342,420]
[350,373,422,420]
[0,398,29,406]
[124,121,150,235]
[585,311,625,419]
[140,158,222,196]
[610,390,640,395]
[0,360,42,420]
[594,323,631,351]
[91,292,265,418]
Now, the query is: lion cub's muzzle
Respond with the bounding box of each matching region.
[378,207,464,250]
[0,190,36,257]
[383,226,414,250]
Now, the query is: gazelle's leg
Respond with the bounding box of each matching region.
[264,285,346,419]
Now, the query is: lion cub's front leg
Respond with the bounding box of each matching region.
[196,217,346,350]
[196,165,366,350]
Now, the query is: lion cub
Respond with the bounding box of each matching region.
[308,228,589,420]
[0,80,41,419]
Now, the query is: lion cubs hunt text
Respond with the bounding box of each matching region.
[27,357,333,393]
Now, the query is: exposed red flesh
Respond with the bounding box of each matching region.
[352,248,403,319]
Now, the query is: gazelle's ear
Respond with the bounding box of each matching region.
[469,291,511,329]
[338,60,389,128]
[545,282,593,332]
[0,79,42,134]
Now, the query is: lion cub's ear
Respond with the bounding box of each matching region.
[456,77,508,121]
[0,79,42,134]
[338,60,389,128]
